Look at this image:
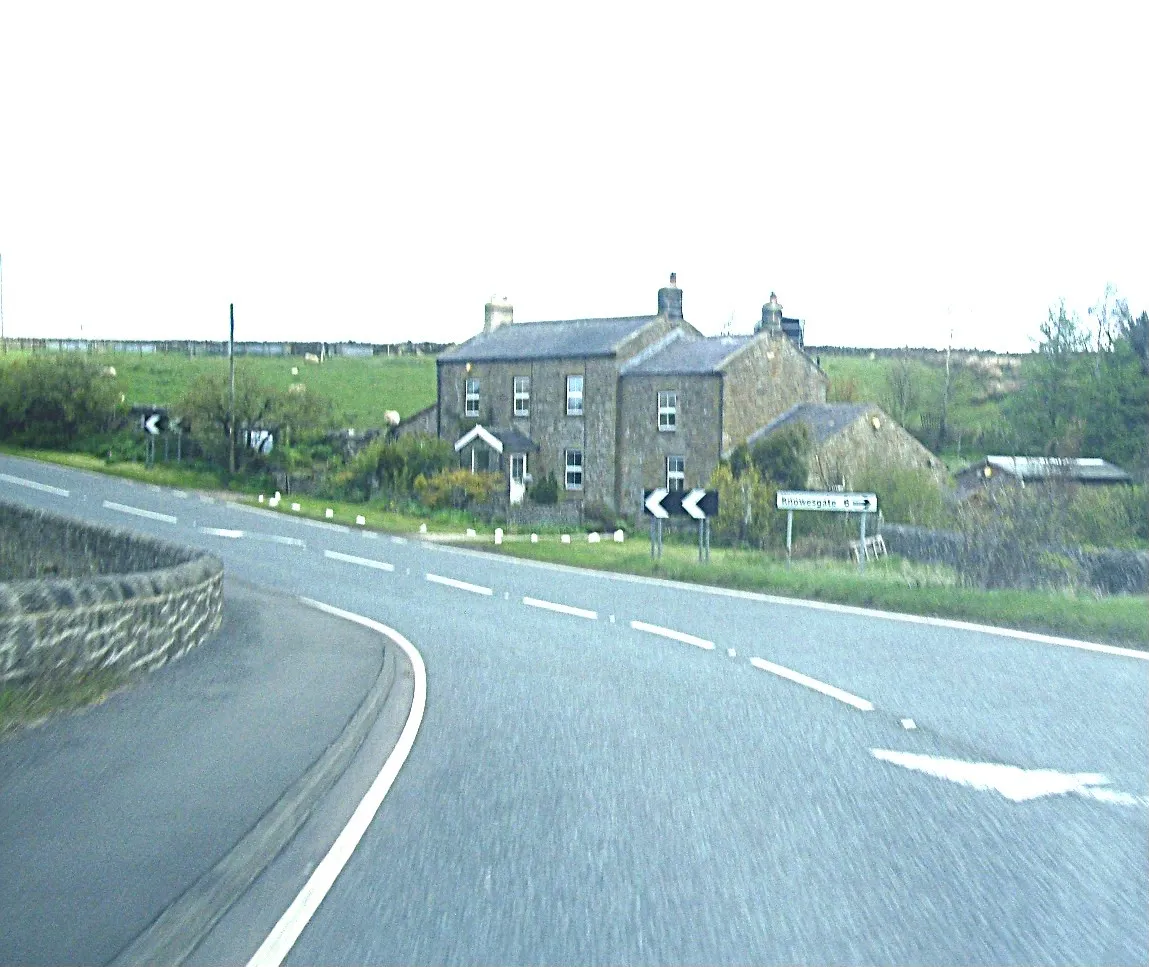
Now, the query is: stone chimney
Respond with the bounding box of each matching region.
[657,273,683,319]
[757,291,783,335]
[483,296,513,334]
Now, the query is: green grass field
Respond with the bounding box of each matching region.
[1,350,438,429]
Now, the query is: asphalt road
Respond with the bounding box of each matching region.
[2,453,1147,965]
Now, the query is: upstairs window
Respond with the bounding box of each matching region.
[658,390,677,431]
[464,378,481,417]
[565,449,584,490]
[566,375,584,416]
[667,455,685,492]
[513,376,530,417]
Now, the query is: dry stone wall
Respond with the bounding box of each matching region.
[0,502,223,685]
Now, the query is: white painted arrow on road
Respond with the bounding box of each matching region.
[681,488,707,520]
[872,749,1149,806]
[644,487,669,519]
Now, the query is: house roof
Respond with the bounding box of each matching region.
[977,456,1132,483]
[620,334,753,375]
[747,402,874,446]
[438,315,658,363]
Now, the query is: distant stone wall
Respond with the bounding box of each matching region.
[2,338,449,357]
[0,502,224,685]
[881,522,1149,595]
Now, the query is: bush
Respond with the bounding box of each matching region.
[0,354,121,449]
[414,469,502,510]
[750,423,811,490]
[531,471,559,505]
[854,463,948,528]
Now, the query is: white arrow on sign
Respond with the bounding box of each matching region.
[872,748,1149,806]
[681,488,707,520]
[144,413,162,435]
[644,488,669,519]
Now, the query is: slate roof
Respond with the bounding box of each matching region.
[747,403,874,446]
[979,456,1132,483]
[437,316,657,362]
[491,427,540,452]
[620,334,752,375]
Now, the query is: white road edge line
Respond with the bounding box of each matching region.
[102,500,177,524]
[523,596,598,620]
[247,599,427,967]
[324,550,395,572]
[631,619,715,650]
[250,534,307,547]
[0,472,70,497]
[428,544,1149,662]
[199,527,244,539]
[425,573,492,595]
[749,657,874,711]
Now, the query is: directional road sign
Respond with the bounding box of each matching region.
[681,488,718,519]
[644,488,719,519]
[143,413,164,435]
[776,490,878,513]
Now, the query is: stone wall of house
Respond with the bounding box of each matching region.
[0,502,224,685]
[720,334,828,455]
[881,522,1149,595]
[617,374,722,516]
[809,407,946,490]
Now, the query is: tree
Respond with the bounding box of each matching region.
[883,349,920,425]
[0,354,120,449]
[1006,301,1090,457]
[749,423,811,490]
[179,367,335,473]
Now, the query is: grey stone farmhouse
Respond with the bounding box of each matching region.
[416,275,828,514]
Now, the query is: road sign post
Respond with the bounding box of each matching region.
[776,490,879,572]
[644,488,718,563]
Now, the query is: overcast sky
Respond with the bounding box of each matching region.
[1,3,1145,352]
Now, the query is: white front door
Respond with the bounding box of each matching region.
[509,453,527,505]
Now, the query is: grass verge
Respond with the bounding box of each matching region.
[0,670,129,738]
[486,538,1149,649]
[0,445,237,493]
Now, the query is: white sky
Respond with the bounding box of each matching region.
[1,3,1146,352]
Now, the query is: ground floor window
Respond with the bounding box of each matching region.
[565,449,583,490]
[667,455,685,492]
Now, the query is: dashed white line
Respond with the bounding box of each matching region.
[425,573,493,595]
[0,472,69,497]
[102,500,177,524]
[199,496,215,504]
[295,517,350,534]
[749,657,874,711]
[391,536,407,545]
[173,490,188,499]
[324,550,395,572]
[250,534,307,547]
[631,620,714,650]
[361,531,379,540]
[523,596,597,620]
[199,527,244,538]
[727,647,737,658]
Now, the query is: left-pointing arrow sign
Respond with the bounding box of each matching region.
[681,488,707,519]
[144,413,162,435]
[644,488,669,519]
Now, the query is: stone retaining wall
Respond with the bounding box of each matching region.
[0,502,224,685]
[881,522,1149,595]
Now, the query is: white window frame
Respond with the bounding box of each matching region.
[510,452,527,483]
[565,449,583,490]
[566,375,584,416]
[464,377,480,417]
[667,455,685,492]
[513,376,530,417]
[658,390,677,432]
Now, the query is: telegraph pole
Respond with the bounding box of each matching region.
[1,251,6,354]
[228,303,236,474]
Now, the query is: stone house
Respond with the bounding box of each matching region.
[747,402,944,491]
[428,276,828,513]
